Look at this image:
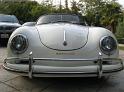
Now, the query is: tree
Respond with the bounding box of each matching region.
[78,0,123,33]
[116,17,124,38]
[71,0,80,14]
[65,0,69,13]
[100,1,123,33]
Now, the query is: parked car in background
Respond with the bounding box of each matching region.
[0,14,21,45]
[3,14,123,79]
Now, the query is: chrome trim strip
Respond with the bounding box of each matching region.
[64,30,66,42]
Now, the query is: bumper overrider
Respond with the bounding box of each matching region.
[3,52,124,79]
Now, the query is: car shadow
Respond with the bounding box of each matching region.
[0,42,7,47]
[18,76,110,92]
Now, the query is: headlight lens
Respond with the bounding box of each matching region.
[10,34,28,54]
[100,36,117,55]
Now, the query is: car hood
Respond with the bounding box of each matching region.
[36,23,89,51]
[0,22,21,27]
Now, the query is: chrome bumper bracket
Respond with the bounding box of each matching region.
[97,52,103,78]
[29,52,33,79]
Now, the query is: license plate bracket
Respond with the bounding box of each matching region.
[0,34,9,38]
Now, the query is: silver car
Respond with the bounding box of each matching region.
[3,14,123,78]
[0,14,21,44]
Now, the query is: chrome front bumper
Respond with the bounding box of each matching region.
[3,52,124,79]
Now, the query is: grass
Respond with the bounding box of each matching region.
[119,46,124,50]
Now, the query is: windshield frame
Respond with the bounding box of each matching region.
[36,14,81,25]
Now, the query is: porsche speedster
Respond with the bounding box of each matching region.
[3,14,123,78]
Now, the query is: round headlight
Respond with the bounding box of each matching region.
[100,36,117,55]
[10,34,28,54]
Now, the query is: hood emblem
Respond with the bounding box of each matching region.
[63,30,67,46]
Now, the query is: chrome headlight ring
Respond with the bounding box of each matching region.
[100,36,117,55]
[10,34,28,54]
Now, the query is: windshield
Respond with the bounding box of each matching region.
[0,15,19,23]
[37,14,80,25]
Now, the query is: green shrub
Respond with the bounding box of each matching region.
[115,18,124,39]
